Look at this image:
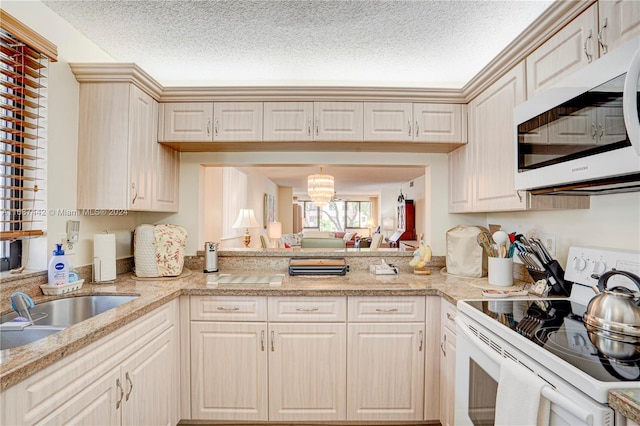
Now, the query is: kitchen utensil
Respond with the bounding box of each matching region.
[476,231,498,257]
[492,231,510,258]
[204,242,219,273]
[583,269,640,338]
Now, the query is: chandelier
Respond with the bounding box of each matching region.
[307,168,334,207]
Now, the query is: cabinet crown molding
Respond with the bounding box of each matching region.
[69,62,163,101]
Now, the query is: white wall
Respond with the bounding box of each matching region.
[3,1,151,270]
[488,192,640,268]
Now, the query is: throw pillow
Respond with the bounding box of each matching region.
[334,232,346,239]
[343,232,355,241]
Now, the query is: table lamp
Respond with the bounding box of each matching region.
[267,221,282,248]
[232,209,260,248]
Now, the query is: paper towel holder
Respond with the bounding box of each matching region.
[92,257,115,284]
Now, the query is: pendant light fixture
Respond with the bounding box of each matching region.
[307,167,334,207]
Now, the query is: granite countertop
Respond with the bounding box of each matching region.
[0,268,496,391]
[1,268,637,422]
[609,389,640,423]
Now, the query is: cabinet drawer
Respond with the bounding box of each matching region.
[268,297,346,322]
[190,296,267,321]
[348,296,425,322]
[441,299,457,332]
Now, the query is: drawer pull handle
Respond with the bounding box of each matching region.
[419,330,424,351]
[446,312,455,321]
[217,306,240,311]
[375,308,399,312]
[261,330,265,351]
[441,334,447,356]
[295,307,319,312]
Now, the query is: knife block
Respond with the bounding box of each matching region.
[525,260,572,296]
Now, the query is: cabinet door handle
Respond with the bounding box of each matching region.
[131,182,137,205]
[125,372,133,401]
[408,120,412,137]
[315,118,319,136]
[598,17,608,55]
[599,123,604,139]
[271,330,275,352]
[375,308,399,312]
[419,330,424,351]
[206,118,211,136]
[307,119,311,137]
[446,312,455,321]
[216,306,240,311]
[415,120,419,138]
[295,307,319,312]
[261,330,265,351]
[583,29,593,63]
[214,118,219,136]
[440,334,446,356]
[116,378,124,409]
[592,122,597,139]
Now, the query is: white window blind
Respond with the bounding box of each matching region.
[0,10,57,268]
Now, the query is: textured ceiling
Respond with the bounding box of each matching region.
[43,0,553,87]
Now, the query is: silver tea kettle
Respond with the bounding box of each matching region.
[583,269,640,339]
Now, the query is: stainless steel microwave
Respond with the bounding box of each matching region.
[514,36,640,195]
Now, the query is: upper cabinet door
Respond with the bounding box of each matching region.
[598,0,640,55]
[526,3,598,98]
[213,102,263,141]
[159,102,214,142]
[472,63,527,212]
[127,85,155,211]
[263,102,313,141]
[414,103,467,143]
[313,102,363,141]
[363,103,413,141]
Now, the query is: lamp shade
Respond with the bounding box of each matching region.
[232,209,260,229]
[267,222,282,239]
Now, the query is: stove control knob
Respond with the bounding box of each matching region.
[592,260,607,275]
[573,257,587,271]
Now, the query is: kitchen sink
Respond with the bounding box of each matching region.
[0,326,66,351]
[0,295,139,327]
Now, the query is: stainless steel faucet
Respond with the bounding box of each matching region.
[10,292,34,323]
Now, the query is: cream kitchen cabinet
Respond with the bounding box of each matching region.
[346,296,425,422]
[313,101,363,141]
[189,296,268,422]
[597,0,640,56]
[363,102,466,143]
[448,143,473,213]
[76,82,179,212]
[158,102,263,142]
[439,299,457,426]
[471,63,527,211]
[263,102,314,141]
[1,300,179,426]
[268,296,347,421]
[526,3,599,98]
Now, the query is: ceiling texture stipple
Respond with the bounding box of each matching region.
[42,0,553,87]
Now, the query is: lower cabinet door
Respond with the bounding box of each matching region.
[347,323,425,421]
[268,323,347,421]
[121,326,179,426]
[37,368,121,426]
[440,326,457,426]
[190,322,268,421]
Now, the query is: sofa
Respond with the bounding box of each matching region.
[280,231,359,248]
[300,237,346,249]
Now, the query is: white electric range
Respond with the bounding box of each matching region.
[455,246,640,426]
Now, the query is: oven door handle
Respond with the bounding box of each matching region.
[456,316,595,426]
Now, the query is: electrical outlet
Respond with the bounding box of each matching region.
[56,232,76,255]
[540,233,556,257]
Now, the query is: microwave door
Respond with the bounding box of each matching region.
[623,48,640,155]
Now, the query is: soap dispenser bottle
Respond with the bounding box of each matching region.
[48,244,69,286]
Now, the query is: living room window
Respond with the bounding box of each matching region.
[301,200,371,232]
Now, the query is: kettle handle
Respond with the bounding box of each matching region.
[597,269,640,305]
